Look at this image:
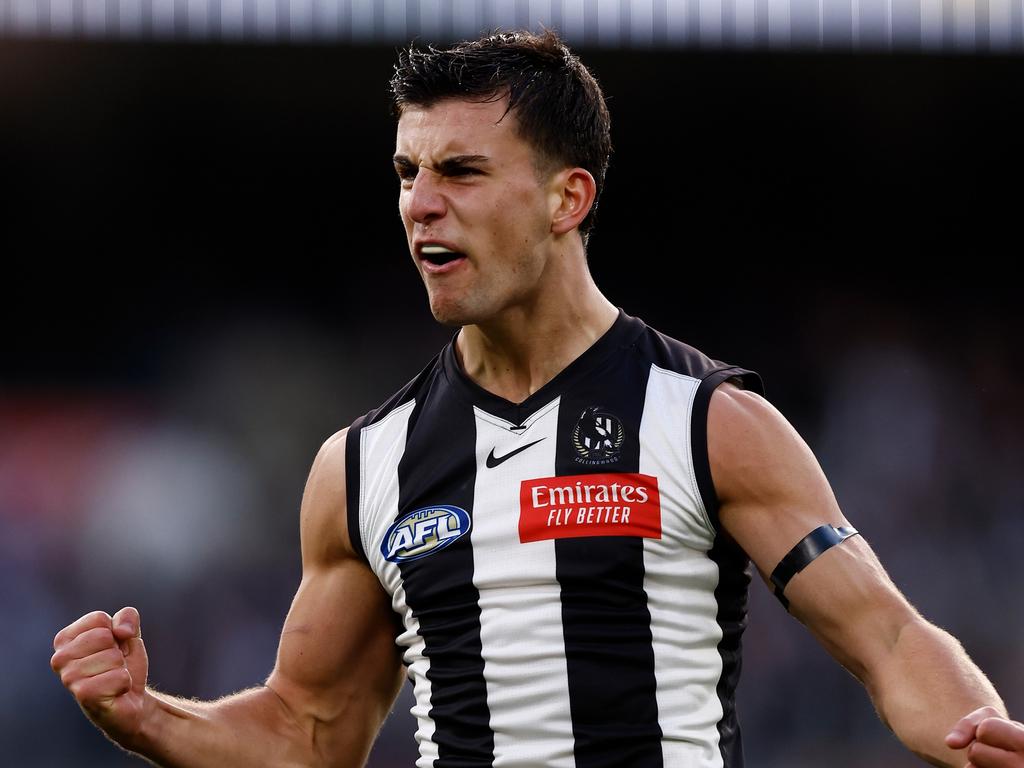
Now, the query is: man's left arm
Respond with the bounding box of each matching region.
[707,381,1015,768]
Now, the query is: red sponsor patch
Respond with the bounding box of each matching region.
[519,473,661,543]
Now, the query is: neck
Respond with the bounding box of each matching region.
[454,253,618,405]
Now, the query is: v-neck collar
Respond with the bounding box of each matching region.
[440,307,646,425]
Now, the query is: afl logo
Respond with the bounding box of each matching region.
[381,505,471,563]
[573,406,625,465]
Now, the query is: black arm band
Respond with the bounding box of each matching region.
[769,524,859,611]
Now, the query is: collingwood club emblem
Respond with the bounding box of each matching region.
[572,406,625,465]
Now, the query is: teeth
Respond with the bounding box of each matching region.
[421,245,456,255]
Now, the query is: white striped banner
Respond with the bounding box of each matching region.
[1,0,1021,50]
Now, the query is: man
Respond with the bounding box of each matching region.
[52,30,1020,768]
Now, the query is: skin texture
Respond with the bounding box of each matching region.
[52,429,405,767]
[709,382,1010,767]
[51,92,1016,768]
[947,707,1024,768]
[394,95,618,404]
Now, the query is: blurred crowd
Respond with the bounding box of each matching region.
[2,295,1020,767]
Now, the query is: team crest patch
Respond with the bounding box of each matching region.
[381,505,471,563]
[572,406,625,465]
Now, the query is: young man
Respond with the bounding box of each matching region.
[52,30,1021,768]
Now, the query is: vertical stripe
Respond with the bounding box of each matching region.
[209,0,221,36]
[732,0,757,46]
[859,0,887,45]
[105,0,116,34]
[551,0,564,33]
[439,0,453,38]
[554,357,662,768]
[690,367,764,768]
[942,0,955,48]
[704,532,749,768]
[685,0,699,43]
[583,0,597,44]
[397,574,441,768]
[700,0,723,45]
[891,0,920,49]
[628,0,652,44]
[988,0,1010,48]
[920,0,942,46]
[975,0,990,47]
[640,366,727,767]
[822,0,852,46]
[652,0,667,43]
[345,415,369,564]
[357,401,442,768]
[790,0,818,45]
[242,0,254,35]
[753,0,769,44]
[515,0,528,26]
[397,385,494,766]
[722,0,737,45]
[406,0,420,38]
[767,0,790,45]
[562,0,584,40]
[471,402,575,767]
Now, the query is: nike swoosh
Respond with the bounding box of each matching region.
[486,438,546,468]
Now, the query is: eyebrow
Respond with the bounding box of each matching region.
[392,154,491,173]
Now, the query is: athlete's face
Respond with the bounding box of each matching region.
[394,96,562,326]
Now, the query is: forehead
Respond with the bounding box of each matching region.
[395,96,532,161]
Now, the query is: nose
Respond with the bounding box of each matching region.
[405,167,447,224]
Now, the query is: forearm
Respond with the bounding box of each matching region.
[126,685,317,768]
[866,618,1006,767]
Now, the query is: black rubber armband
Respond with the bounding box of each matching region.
[769,524,859,611]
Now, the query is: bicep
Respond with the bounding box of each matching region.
[709,383,918,682]
[266,428,405,764]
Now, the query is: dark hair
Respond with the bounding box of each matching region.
[390,29,613,240]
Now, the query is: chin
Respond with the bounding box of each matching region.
[426,294,488,328]
[426,297,470,328]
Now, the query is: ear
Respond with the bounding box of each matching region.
[550,167,597,236]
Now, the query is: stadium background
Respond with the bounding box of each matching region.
[1,1,1022,765]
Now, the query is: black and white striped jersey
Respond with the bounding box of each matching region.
[344,308,765,768]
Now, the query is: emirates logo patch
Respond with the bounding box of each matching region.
[518,473,662,543]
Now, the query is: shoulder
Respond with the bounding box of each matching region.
[359,348,447,430]
[708,379,776,440]
[707,380,810,506]
[627,318,767,398]
[707,380,853,577]
[300,427,354,564]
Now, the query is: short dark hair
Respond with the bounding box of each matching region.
[390,29,613,240]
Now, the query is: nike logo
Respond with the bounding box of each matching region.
[486,438,545,468]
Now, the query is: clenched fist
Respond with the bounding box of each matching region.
[50,606,150,747]
[947,706,1024,768]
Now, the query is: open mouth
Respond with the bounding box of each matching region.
[420,245,465,267]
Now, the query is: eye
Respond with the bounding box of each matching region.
[394,164,417,184]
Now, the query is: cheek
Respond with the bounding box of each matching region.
[493,183,549,235]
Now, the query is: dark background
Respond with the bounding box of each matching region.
[1,38,1021,767]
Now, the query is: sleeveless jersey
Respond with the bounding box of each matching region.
[344,308,765,768]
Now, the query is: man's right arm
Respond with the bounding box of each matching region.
[51,427,406,768]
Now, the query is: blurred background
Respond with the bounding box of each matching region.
[1,1,1022,766]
